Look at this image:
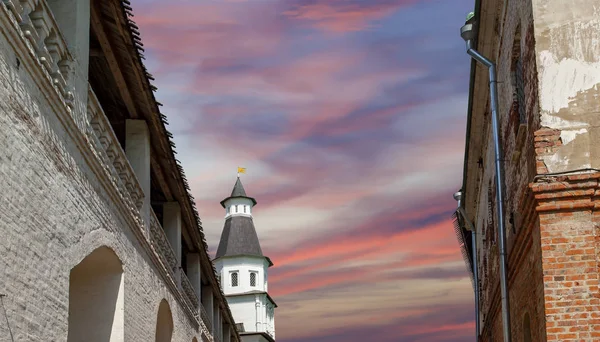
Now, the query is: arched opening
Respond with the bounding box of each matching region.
[523,312,532,342]
[192,338,198,342]
[68,246,124,342]
[155,299,174,342]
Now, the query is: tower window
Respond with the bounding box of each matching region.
[235,205,239,213]
[250,272,257,287]
[231,271,239,287]
[244,205,247,213]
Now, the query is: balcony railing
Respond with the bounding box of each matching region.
[2,0,73,108]
[149,210,178,277]
[87,88,145,213]
[200,303,213,333]
[181,272,199,314]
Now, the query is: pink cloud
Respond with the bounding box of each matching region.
[284,0,417,33]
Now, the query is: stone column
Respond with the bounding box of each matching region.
[164,202,182,284]
[202,285,214,330]
[213,302,220,339]
[47,0,90,130]
[223,324,231,342]
[125,119,151,230]
[187,253,202,304]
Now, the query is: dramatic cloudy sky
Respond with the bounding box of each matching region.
[133,0,476,340]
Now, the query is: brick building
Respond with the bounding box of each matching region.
[0,0,239,341]
[454,0,600,341]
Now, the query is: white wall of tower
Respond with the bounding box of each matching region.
[224,198,254,219]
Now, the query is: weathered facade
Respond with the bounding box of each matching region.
[456,0,600,341]
[0,0,239,341]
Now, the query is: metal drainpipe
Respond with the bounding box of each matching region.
[454,192,480,342]
[461,18,512,342]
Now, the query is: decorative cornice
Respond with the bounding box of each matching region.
[530,172,600,212]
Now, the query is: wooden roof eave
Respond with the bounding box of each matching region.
[91,0,242,337]
[462,0,504,223]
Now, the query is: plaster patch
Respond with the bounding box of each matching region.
[544,152,591,173]
[540,113,587,130]
[538,50,600,114]
[560,128,587,145]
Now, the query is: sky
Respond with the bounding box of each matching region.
[132,0,476,341]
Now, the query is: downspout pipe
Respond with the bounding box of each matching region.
[460,16,512,342]
[454,191,480,342]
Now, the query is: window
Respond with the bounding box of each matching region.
[244,205,247,213]
[250,272,257,287]
[231,271,238,287]
[235,205,239,213]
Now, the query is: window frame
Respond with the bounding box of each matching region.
[249,271,258,287]
[230,270,239,287]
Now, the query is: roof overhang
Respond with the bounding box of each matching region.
[220,195,258,208]
[225,290,278,308]
[239,332,276,342]
[214,254,274,267]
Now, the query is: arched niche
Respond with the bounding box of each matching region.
[155,299,174,342]
[68,246,124,342]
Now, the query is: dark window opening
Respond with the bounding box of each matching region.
[231,272,238,287]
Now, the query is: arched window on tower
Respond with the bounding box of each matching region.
[250,271,257,287]
[244,205,247,213]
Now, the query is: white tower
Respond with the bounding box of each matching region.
[214,177,276,342]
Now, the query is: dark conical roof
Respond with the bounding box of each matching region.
[230,177,247,197]
[216,216,263,258]
[220,177,257,207]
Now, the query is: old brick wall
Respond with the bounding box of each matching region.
[531,176,600,341]
[528,0,600,340]
[0,13,204,342]
[472,0,547,340]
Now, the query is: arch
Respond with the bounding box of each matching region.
[155,299,174,342]
[68,246,124,342]
[523,312,532,342]
[192,338,198,342]
[68,228,125,270]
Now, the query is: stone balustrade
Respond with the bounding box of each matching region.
[149,210,178,277]
[2,0,73,107]
[3,1,230,339]
[181,272,199,315]
[200,304,213,334]
[87,88,145,212]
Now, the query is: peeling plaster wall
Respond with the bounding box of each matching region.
[532,0,600,172]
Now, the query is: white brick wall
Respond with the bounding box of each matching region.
[0,8,213,342]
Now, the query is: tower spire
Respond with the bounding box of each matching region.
[214,176,277,341]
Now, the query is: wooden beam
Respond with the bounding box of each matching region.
[90,2,139,119]
[89,47,103,57]
[91,2,175,202]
